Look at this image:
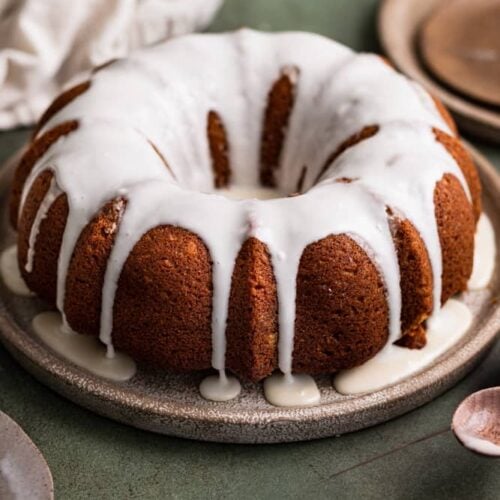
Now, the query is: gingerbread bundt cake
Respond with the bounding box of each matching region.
[9,30,481,399]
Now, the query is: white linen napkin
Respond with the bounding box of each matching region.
[0,0,222,129]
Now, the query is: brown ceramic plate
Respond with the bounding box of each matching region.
[419,0,500,108]
[0,411,54,500]
[0,144,498,444]
[378,0,500,143]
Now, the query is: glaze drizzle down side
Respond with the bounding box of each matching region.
[9,30,491,405]
[32,311,136,382]
[334,299,473,395]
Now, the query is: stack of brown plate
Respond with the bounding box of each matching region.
[379,0,500,143]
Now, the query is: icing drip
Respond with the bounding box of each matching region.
[25,177,62,273]
[263,373,320,407]
[20,123,168,339]
[199,370,242,402]
[96,181,248,365]
[321,122,471,320]
[279,54,452,193]
[253,182,403,374]
[468,214,496,290]
[32,311,136,381]
[0,245,32,296]
[17,30,467,390]
[269,209,497,403]
[334,299,472,395]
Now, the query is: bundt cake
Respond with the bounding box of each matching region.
[8,29,482,399]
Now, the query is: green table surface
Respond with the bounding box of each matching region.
[1,1,499,498]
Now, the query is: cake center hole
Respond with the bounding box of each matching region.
[216,185,286,200]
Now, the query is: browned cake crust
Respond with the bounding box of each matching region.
[394,323,427,349]
[295,165,308,193]
[260,68,297,187]
[207,110,231,188]
[392,218,433,348]
[17,170,68,305]
[293,234,389,373]
[64,198,126,335]
[113,226,212,371]
[434,173,475,303]
[11,65,480,382]
[315,125,379,184]
[10,120,78,228]
[433,128,481,220]
[33,82,90,138]
[431,95,458,136]
[226,238,278,381]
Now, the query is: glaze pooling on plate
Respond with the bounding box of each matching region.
[4,30,494,405]
[0,153,498,443]
[335,212,496,395]
[2,209,492,403]
[335,213,494,395]
[335,298,472,394]
[263,373,321,407]
[32,311,136,382]
[468,214,496,290]
[0,245,32,297]
[199,371,242,402]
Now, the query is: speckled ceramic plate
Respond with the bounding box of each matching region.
[0,411,54,500]
[378,0,500,143]
[0,143,498,443]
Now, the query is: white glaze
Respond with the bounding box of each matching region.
[16,30,476,400]
[321,123,470,321]
[0,245,33,296]
[263,373,320,407]
[468,213,496,290]
[32,311,136,381]
[216,185,284,200]
[25,177,62,273]
[199,371,242,402]
[335,299,472,395]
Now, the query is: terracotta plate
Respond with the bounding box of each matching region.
[378,0,500,143]
[0,411,54,500]
[0,144,498,444]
